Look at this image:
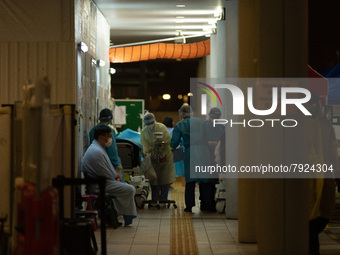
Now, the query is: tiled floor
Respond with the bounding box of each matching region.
[94,184,340,255]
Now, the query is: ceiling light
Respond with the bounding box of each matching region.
[175,25,215,30]
[183,95,188,102]
[174,31,212,36]
[109,68,116,74]
[214,7,225,20]
[79,42,88,53]
[188,92,193,97]
[174,18,218,23]
[163,94,171,100]
[214,7,223,18]
[176,16,185,19]
[97,59,105,67]
[175,10,217,15]
[208,19,218,24]
[176,4,186,8]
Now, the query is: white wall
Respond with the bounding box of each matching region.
[75,0,111,160]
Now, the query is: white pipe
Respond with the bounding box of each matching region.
[110,32,212,48]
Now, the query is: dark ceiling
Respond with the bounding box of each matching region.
[308,0,340,73]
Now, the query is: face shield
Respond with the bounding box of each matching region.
[143,112,156,128]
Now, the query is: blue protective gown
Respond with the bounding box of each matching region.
[170,117,216,209]
[81,140,137,216]
[167,127,185,177]
[170,117,212,183]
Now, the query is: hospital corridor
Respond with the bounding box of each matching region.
[1,0,340,254]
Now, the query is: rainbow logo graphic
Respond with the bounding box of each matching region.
[197,82,222,115]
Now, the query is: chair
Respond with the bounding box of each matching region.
[52,175,108,255]
[83,172,121,229]
[80,194,98,230]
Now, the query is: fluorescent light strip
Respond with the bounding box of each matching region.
[175,10,219,15]
[174,25,216,29]
[173,18,218,23]
[180,31,213,36]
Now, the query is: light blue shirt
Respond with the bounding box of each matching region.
[81,140,118,180]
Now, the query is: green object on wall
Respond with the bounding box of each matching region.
[114,99,144,132]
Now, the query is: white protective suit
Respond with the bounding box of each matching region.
[81,140,137,216]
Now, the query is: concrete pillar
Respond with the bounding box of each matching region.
[238,0,259,243]
[209,33,218,78]
[223,0,239,220]
[238,0,309,254]
[209,0,239,219]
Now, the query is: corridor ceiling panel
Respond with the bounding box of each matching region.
[93,0,224,46]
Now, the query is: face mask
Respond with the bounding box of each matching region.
[148,123,155,129]
[105,137,113,147]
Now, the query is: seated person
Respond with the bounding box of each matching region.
[81,125,137,226]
